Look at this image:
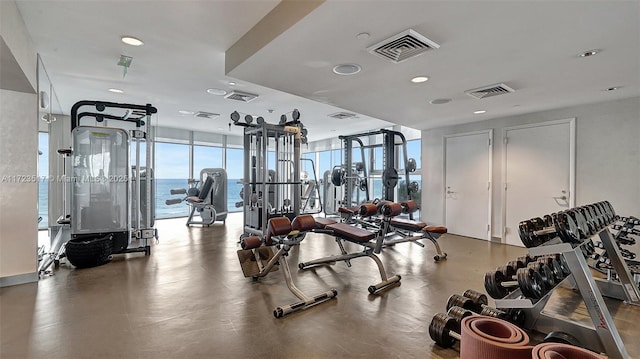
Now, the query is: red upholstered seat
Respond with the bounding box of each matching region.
[338,206,358,214]
[326,223,376,243]
[390,218,427,232]
[315,217,338,228]
[186,196,204,203]
[424,225,448,234]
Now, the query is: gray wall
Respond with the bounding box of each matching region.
[421,96,640,241]
[0,89,38,283]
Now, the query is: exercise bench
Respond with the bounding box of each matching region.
[237,214,337,318]
[301,203,402,294]
[385,200,448,261]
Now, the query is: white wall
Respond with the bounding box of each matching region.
[0,0,37,91]
[422,96,640,241]
[0,89,38,284]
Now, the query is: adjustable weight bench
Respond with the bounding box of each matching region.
[385,200,448,261]
[236,214,337,318]
[300,203,402,294]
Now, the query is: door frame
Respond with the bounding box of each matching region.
[443,129,493,240]
[500,118,576,243]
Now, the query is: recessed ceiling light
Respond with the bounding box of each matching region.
[605,86,621,91]
[228,81,236,86]
[430,98,451,105]
[178,110,195,115]
[332,64,361,75]
[474,110,487,114]
[206,88,227,96]
[579,49,599,57]
[411,76,429,83]
[108,88,124,93]
[121,36,144,46]
[356,32,370,40]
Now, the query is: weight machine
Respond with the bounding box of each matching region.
[230,109,311,239]
[165,168,228,226]
[330,129,419,212]
[39,100,157,273]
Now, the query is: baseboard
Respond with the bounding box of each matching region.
[0,272,38,287]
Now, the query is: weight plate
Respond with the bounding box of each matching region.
[529,262,555,289]
[480,306,509,320]
[406,158,417,172]
[382,168,399,189]
[498,265,516,278]
[446,294,474,311]
[462,289,488,312]
[331,168,345,187]
[230,111,240,123]
[408,181,419,194]
[508,258,526,270]
[429,313,458,348]
[358,178,368,192]
[485,270,509,299]
[292,109,300,120]
[517,267,546,299]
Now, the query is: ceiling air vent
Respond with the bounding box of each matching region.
[367,29,440,63]
[194,111,220,119]
[329,112,357,120]
[465,83,515,99]
[224,91,258,103]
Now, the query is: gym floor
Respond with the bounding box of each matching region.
[1,213,527,359]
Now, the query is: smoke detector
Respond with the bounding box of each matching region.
[367,29,440,63]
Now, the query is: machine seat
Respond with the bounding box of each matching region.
[390,218,427,232]
[424,225,448,234]
[315,217,338,229]
[326,223,376,243]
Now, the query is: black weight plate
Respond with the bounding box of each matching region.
[382,168,399,189]
[530,217,550,245]
[485,270,509,299]
[480,306,509,320]
[447,306,474,331]
[331,168,344,187]
[587,205,604,229]
[518,220,535,248]
[530,262,555,289]
[543,331,583,348]
[429,313,458,348]
[463,289,488,312]
[446,294,474,311]
[577,207,596,235]
[570,210,589,240]
[507,259,526,270]
[517,267,547,299]
[498,265,516,278]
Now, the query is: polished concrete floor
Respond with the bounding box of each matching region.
[1,213,528,359]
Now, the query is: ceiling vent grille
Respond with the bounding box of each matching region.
[194,111,220,119]
[224,91,258,103]
[465,83,515,99]
[329,112,357,120]
[367,29,440,63]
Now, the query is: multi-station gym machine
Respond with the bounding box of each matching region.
[39,100,157,273]
[329,128,419,214]
[230,109,314,238]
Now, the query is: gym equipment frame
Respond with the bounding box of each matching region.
[166,168,228,226]
[495,228,640,358]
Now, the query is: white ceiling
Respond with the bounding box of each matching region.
[229,0,640,130]
[16,1,640,141]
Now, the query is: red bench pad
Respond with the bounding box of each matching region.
[315,217,338,229]
[326,223,376,243]
[424,225,448,234]
[390,218,427,232]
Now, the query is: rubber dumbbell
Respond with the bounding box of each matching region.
[526,261,556,290]
[518,211,582,247]
[454,289,526,327]
[610,224,640,237]
[536,256,565,283]
[618,216,640,226]
[484,265,546,300]
[429,308,473,348]
[614,234,636,246]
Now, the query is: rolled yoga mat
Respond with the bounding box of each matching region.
[460,315,533,359]
[532,343,607,359]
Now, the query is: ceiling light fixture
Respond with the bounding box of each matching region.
[108,88,124,93]
[178,110,195,115]
[206,88,227,96]
[411,76,429,83]
[474,110,487,114]
[121,36,144,46]
[356,32,370,40]
[228,81,236,86]
[332,64,361,75]
[579,49,599,57]
[430,98,451,105]
[605,86,621,91]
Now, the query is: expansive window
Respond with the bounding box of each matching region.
[155,142,190,218]
[226,148,244,212]
[38,132,49,229]
[193,145,223,176]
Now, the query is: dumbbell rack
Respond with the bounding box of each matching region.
[495,228,640,359]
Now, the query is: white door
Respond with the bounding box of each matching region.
[503,119,575,247]
[444,131,492,240]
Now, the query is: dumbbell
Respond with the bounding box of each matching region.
[429,307,473,348]
[610,224,640,237]
[484,264,547,300]
[614,233,636,246]
[518,211,582,247]
[447,290,526,326]
[618,216,640,226]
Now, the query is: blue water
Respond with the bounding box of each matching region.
[38,178,244,228]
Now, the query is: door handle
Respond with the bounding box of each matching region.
[446,190,455,194]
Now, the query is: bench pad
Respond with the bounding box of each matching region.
[326,223,376,243]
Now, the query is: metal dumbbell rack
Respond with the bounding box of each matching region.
[496,228,640,359]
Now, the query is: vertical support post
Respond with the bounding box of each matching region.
[383,131,395,201]
[562,247,629,359]
[598,229,640,304]
[293,130,300,216]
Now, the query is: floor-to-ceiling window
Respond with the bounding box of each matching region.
[155,142,190,218]
[38,132,49,229]
[226,147,244,212]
